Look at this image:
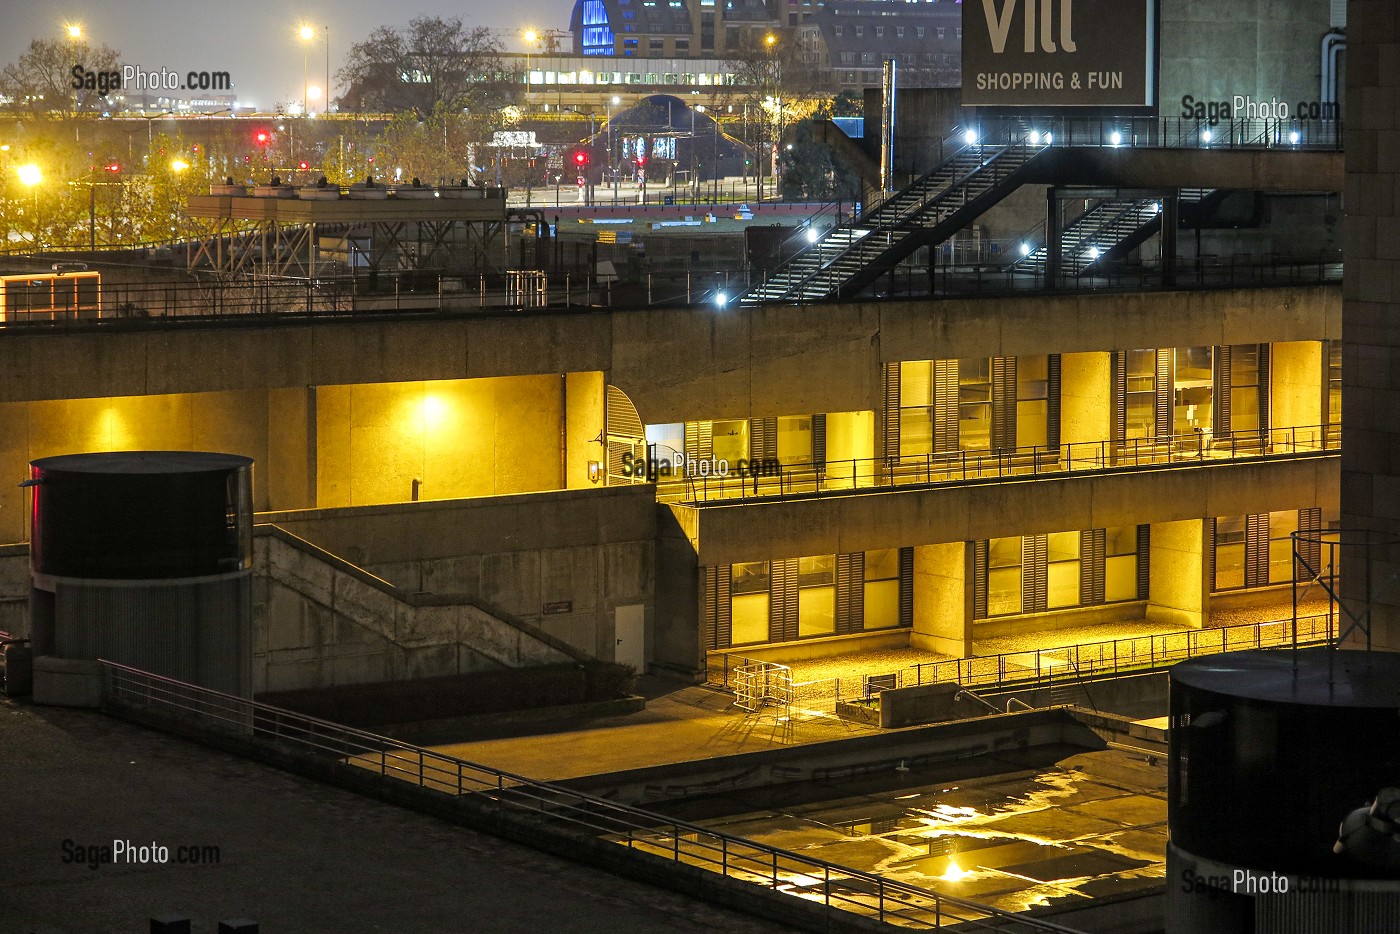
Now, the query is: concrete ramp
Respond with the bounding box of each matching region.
[256,526,586,693]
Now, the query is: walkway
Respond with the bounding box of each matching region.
[0,696,800,934]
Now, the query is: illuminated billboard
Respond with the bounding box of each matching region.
[962,0,1158,108]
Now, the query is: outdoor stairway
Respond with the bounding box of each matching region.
[739,137,1049,305]
[1014,188,1220,277]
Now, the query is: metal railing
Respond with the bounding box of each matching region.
[707,614,1335,695]
[99,661,1085,934]
[664,423,1339,506]
[902,614,1335,691]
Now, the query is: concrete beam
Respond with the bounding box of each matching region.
[682,454,1340,566]
[1031,148,1344,193]
[0,287,1339,432]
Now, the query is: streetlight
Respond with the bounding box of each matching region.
[65,23,82,39]
[298,24,315,116]
[523,29,538,112]
[609,95,621,205]
[18,164,42,245]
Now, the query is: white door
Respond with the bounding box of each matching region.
[613,604,646,671]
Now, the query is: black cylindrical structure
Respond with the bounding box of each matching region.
[30,451,252,579]
[1168,648,1400,932]
[27,451,254,698]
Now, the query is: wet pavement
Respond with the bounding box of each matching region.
[638,745,1168,916]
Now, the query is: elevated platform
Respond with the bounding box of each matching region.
[187,188,508,223]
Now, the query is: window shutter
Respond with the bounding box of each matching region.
[1207,517,1218,591]
[836,552,864,634]
[973,541,989,620]
[751,417,777,462]
[1047,353,1062,452]
[703,566,718,650]
[1298,507,1322,581]
[1081,529,1106,605]
[812,413,828,474]
[1214,345,1231,438]
[1246,513,1268,588]
[1136,524,1151,600]
[685,420,713,460]
[703,566,733,649]
[935,359,960,453]
[1024,534,1049,613]
[769,558,798,643]
[992,356,1016,452]
[898,547,914,627]
[1258,343,1271,436]
[1111,351,1127,445]
[883,363,901,459]
[1155,349,1173,439]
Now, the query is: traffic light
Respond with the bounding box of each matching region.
[574,150,589,167]
[254,130,270,146]
[298,161,309,170]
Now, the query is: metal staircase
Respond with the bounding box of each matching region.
[740,136,1049,305]
[1014,189,1220,277]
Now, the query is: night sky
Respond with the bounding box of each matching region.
[0,0,553,109]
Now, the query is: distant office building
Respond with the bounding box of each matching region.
[569,0,959,89]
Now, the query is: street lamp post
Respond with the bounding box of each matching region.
[523,29,537,113]
[299,25,315,116]
[609,95,621,206]
[18,164,42,246]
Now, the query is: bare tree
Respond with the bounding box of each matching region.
[0,38,122,115]
[337,17,512,117]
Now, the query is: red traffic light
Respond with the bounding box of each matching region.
[574,150,588,165]
[635,156,646,166]
[298,161,309,170]
[254,131,270,145]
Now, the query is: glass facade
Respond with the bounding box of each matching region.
[958,358,992,452]
[797,555,835,637]
[987,537,1023,616]
[1173,346,1213,436]
[730,561,769,644]
[1230,344,1263,433]
[864,549,900,629]
[1125,349,1156,439]
[978,527,1144,619]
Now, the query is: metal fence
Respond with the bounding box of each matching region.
[899,615,1335,691]
[665,423,1338,506]
[707,615,1335,695]
[99,660,1084,933]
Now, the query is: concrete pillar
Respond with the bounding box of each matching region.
[824,410,875,489]
[1147,518,1209,629]
[1343,1,1400,651]
[267,387,316,510]
[565,372,605,490]
[1270,341,1323,449]
[911,541,973,656]
[1060,352,1112,463]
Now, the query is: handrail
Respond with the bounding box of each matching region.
[904,613,1335,692]
[708,613,1335,695]
[665,423,1339,506]
[765,137,1048,303]
[100,659,1087,933]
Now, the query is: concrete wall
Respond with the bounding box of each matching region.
[912,541,972,656]
[261,485,656,662]
[1272,340,1326,444]
[688,453,1339,565]
[0,286,1339,423]
[313,375,565,508]
[1159,0,1334,117]
[255,529,583,693]
[1342,0,1400,650]
[0,389,272,542]
[1147,518,1209,628]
